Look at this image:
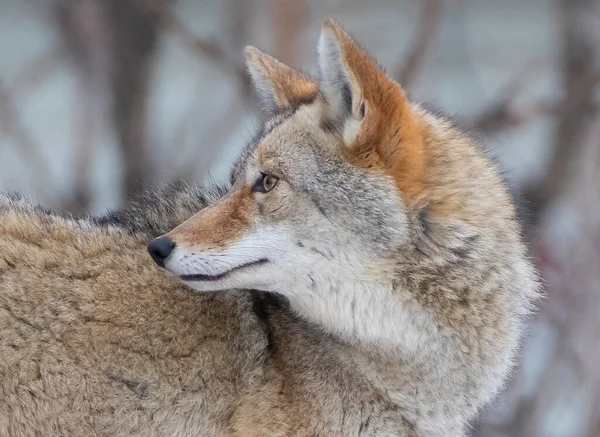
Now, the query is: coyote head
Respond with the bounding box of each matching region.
[149,20,422,287]
[148,20,521,343]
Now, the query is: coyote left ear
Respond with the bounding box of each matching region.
[245,46,318,117]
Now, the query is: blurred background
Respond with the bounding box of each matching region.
[0,0,598,435]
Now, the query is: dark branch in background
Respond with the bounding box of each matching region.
[473,0,600,434]
[177,0,309,182]
[156,0,256,181]
[397,0,445,89]
[139,0,221,60]
[466,58,600,137]
[53,0,160,206]
[54,0,256,206]
[54,0,112,212]
[465,58,548,135]
[138,0,251,99]
[106,0,159,202]
[10,44,68,97]
[525,0,600,224]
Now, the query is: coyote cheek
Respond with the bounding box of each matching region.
[166,187,255,251]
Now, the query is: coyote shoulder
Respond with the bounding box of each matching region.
[0,20,538,437]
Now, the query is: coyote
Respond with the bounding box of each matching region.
[0,20,538,437]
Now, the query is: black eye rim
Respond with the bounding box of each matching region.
[252,173,279,193]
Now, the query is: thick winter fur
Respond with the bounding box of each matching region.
[0,20,538,437]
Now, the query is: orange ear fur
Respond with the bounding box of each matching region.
[245,46,318,114]
[319,20,426,204]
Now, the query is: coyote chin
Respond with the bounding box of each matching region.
[1,20,538,437]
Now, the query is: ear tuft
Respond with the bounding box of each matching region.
[316,20,427,204]
[244,46,265,77]
[245,46,318,117]
[317,21,355,120]
[244,45,262,63]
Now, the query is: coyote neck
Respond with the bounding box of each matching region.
[284,273,438,352]
[284,273,471,437]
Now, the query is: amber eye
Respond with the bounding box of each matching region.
[253,173,279,193]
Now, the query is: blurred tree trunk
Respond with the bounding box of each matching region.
[106,0,159,202]
[54,0,160,208]
[526,0,600,224]
[271,0,307,66]
[54,0,112,211]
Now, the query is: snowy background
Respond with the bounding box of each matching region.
[1,1,598,435]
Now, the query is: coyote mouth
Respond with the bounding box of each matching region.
[179,258,269,282]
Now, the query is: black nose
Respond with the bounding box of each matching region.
[147,237,175,267]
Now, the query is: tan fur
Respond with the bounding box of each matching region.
[0,207,257,436]
[0,202,416,436]
[168,187,254,249]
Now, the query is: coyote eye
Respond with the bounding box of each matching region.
[253,173,279,193]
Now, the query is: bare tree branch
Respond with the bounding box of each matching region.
[465,58,600,136]
[53,0,114,211]
[137,0,251,98]
[474,1,600,435]
[10,44,68,96]
[526,0,600,221]
[465,58,547,134]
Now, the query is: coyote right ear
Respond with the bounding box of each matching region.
[245,47,318,117]
[317,20,426,203]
